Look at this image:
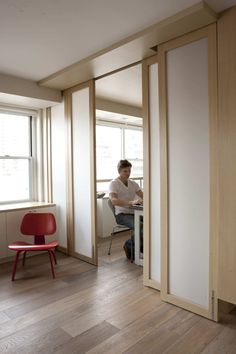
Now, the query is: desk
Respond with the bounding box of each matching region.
[130,205,143,266]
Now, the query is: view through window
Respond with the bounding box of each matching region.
[96,110,143,192]
[0,112,32,203]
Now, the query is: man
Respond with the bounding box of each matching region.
[109,159,143,260]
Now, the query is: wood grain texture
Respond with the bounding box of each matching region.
[217,5,236,305]
[0,236,235,353]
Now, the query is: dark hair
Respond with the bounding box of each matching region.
[117,159,132,172]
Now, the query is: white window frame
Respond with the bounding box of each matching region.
[96,118,143,191]
[0,106,39,204]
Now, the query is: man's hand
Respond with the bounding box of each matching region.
[130,199,143,206]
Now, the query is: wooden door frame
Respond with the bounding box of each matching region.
[64,80,97,265]
[159,24,218,320]
[142,55,161,290]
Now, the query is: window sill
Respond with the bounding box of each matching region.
[0,202,56,213]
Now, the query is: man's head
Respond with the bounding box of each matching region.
[117,159,132,180]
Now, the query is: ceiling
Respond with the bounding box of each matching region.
[0,0,236,109]
[1,0,235,82]
[96,65,142,107]
[96,109,143,126]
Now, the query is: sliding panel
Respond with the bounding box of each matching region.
[218,6,236,305]
[143,56,161,290]
[168,38,209,308]
[159,25,218,320]
[51,102,67,251]
[64,81,97,265]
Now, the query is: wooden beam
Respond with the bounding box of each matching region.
[38,1,217,90]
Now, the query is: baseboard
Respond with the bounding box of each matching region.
[218,299,235,314]
[57,246,68,255]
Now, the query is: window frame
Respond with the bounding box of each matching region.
[0,108,38,204]
[96,118,143,191]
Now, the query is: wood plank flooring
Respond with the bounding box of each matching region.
[0,234,235,353]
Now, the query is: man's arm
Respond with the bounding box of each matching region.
[136,189,143,201]
[109,192,141,207]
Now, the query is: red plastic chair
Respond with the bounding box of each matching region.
[8,213,58,281]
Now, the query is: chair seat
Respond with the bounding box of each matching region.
[112,225,131,235]
[8,241,58,251]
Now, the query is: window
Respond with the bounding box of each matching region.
[96,125,121,180]
[96,111,143,192]
[124,129,143,177]
[0,112,34,203]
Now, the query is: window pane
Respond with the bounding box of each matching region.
[0,114,30,156]
[96,181,110,193]
[129,159,143,178]
[0,159,30,202]
[124,129,143,177]
[96,125,121,180]
[125,129,143,159]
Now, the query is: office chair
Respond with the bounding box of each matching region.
[107,199,133,261]
[8,213,58,281]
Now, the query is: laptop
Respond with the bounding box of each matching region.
[130,204,143,210]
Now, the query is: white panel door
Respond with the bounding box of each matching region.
[65,80,97,265]
[167,38,209,308]
[159,25,218,320]
[51,102,67,249]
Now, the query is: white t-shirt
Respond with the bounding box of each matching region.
[109,178,141,215]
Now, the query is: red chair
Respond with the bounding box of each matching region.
[8,213,58,281]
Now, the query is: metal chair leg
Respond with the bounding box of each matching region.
[130,237,134,263]
[108,233,113,255]
[22,251,27,266]
[48,251,56,279]
[12,251,21,281]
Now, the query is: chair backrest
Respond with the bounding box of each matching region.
[107,197,131,233]
[21,213,56,237]
[107,198,116,217]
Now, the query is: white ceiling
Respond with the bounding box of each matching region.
[0,0,235,82]
[0,92,59,110]
[0,0,235,109]
[96,109,143,125]
[96,65,142,107]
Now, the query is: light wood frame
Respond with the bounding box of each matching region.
[45,107,53,203]
[142,55,161,290]
[217,6,236,306]
[38,108,53,203]
[39,2,217,90]
[159,24,218,320]
[64,80,97,265]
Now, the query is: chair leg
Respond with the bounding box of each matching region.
[130,235,134,263]
[108,234,113,255]
[51,250,57,265]
[11,251,21,281]
[48,251,56,279]
[22,251,27,266]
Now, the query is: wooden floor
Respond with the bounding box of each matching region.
[0,234,236,353]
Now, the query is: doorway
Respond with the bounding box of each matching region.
[94,64,143,266]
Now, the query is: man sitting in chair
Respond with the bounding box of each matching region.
[109,159,143,260]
